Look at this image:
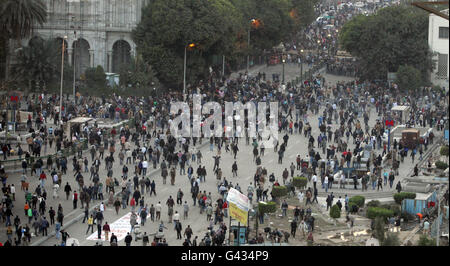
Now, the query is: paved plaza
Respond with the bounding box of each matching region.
[1,61,441,246]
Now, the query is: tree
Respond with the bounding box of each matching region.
[133,0,312,88]
[395,65,422,92]
[290,0,318,29]
[118,55,160,94]
[340,5,434,82]
[417,234,436,246]
[440,145,449,157]
[11,38,59,91]
[0,0,47,81]
[83,66,107,91]
[133,0,242,88]
[330,204,341,219]
[230,0,294,53]
[382,232,400,246]
[373,216,386,244]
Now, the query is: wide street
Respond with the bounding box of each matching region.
[1,61,434,246]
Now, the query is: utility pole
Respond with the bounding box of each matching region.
[73,31,77,104]
[222,55,225,77]
[247,28,250,73]
[183,46,187,101]
[436,186,442,246]
[60,37,67,126]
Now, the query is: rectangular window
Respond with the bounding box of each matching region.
[439,27,449,39]
[437,53,448,78]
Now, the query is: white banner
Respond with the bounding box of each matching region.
[226,188,250,212]
[86,211,148,241]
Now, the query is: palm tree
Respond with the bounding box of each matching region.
[11,38,59,91]
[0,0,47,81]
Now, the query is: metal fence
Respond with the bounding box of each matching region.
[401,191,437,215]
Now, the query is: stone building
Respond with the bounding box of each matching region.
[27,0,150,75]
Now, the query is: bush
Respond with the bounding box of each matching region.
[381,204,401,216]
[348,202,359,214]
[393,192,416,205]
[417,234,436,246]
[367,207,394,220]
[367,200,381,208]
[400,212,416,222]
[271,186,288,198]
[440,146,449,157]
[84,65,107,90]
[330,204,341,219]
[349,195,365,208]
[373,217,386,244]
[382,232,401,246]
[293,176,308,189]
[258,201,277,214]
[395,65,423,92]
[435,161,448,170]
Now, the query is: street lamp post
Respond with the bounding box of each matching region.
[327,34,332,56]
[247,19,256,74]
[183,43,195,101]
[222,55,225,77]
[317,40,321,56]
[247,27,250,73]
[282,57,286,84]
[73,31,77,104]
[300,49,304,84]
[60,36,67,126]
[183,45,187,101]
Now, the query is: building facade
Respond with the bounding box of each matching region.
[27,0,149,75]
[428,9,449,90]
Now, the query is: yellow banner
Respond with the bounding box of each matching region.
[229,202,248,226]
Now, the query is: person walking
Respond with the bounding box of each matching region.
[290,219,297,238]
[183,201,189,219]
[156,201,162,221]
[281,200,288,217]
[142,232,149,246]
[86,215,94,235]
[41,217,49,236]
[175,221,183,240]
[64,182,72,200]
[114,198,121,215]
[149,204,155,222]
[72,190,78,209]
[140,207,148,226]
[103,222,111,241]
[48,207,55,225]
[124,232,133,246]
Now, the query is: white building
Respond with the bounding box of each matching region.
[428,9,449,90]
[25,0,149,75]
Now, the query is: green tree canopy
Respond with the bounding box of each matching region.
[290,0,318,29]
[0,0,47,40]
[133,0,314,88]
[11,38,60,90]
[339,5,434,82]
[395,65,423,91]
[84,65,107,91]
[133,0,242,88]
[0,0,47,81]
